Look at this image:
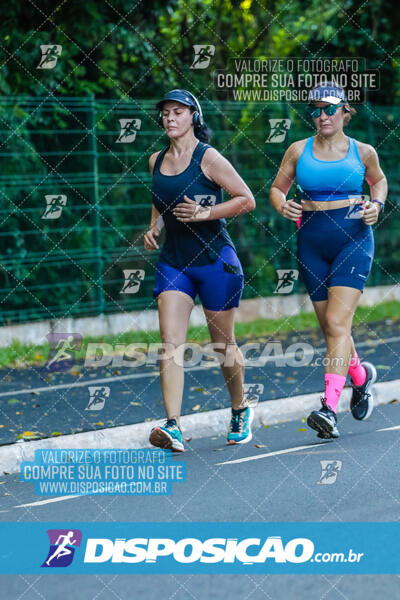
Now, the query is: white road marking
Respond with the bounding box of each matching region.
[218,422,400,466]
[2,335,400,399]
[14,494,81,508]
[0,371,161,398]
[216,443,322,465]
[9,423,400,508]
[377,425,400,432]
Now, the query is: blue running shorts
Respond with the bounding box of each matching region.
[153,245,244,311]
[297,208,374,302]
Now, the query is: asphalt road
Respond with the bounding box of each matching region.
[0,402,399,599]
[0,318,399,444]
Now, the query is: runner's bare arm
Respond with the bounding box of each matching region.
[270,141,305,221]
[357,142,387,202]
[144,153,164,250]
[173,147,255,222]
[357,142,388,224]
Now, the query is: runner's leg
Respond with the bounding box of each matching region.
[324,286,361,377]
[203,306,245,410]
[313,298,356,359]
[157,290,194,425]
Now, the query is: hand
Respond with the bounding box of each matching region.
[279,199,303,222]
[361,200,379,225]
[172,195,211,222]
[144,225,161,251]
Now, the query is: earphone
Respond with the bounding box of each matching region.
[158,89,204,129]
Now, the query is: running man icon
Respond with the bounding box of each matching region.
[274,269,299,294]
[37,45,62,69]
[46,532,76,566]
[41,529,82,568]
[266,119,291,143]
[46,335,76,368]
[317,460,342,485]
[191,45,215,69]
[43,333,82,372]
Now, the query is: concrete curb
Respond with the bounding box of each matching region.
[1,379,399,474]
[2,284,399,347]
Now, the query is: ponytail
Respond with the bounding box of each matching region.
[189,106,212,143]
[194,122,212,143]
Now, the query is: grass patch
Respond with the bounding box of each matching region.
[1,299,399,369]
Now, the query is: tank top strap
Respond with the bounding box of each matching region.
[304,136,314,155]
[153,146,169,173]
[347,136,357,157]
[191,141,211,167]
[346,136,362,165]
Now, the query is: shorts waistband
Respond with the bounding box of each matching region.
[301,196,364,211]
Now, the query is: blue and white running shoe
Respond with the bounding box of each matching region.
[227,406,254,445]
[149,418,184,452]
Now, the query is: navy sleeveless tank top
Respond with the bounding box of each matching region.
[296,136,365,202]
[152,141,236,269]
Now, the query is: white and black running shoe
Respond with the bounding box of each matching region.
[307,398,340,439]
[350,362,377,421]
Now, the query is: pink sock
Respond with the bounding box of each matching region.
[348,351,366,386]
[324,373,346,413]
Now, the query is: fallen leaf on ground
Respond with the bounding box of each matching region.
[18,431,41,440]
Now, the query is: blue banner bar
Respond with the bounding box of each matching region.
[0,522,397,574]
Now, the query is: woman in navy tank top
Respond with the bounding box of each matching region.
[270,83,387,440]
[144,89,256,451]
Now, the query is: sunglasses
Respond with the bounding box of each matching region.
[307,104,344,118]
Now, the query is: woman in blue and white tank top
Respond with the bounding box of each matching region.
[270,83,387,440]
[144,89,256,451]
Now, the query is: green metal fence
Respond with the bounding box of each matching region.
[0,96,398,326]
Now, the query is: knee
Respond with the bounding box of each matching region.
[159,330,185,348]
[214,342,243,368]
[325,312,350,338]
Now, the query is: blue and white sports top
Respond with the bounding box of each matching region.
[296,136,365,202]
